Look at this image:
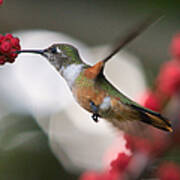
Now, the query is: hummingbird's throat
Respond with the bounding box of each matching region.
[47,56,62,71]
[60,63,85,88]
[17,48,84,87]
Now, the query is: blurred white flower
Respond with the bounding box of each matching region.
[0,30,147,171]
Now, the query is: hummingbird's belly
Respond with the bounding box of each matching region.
[72,86,107,113]
[72,85,139,122]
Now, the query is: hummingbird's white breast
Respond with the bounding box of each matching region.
[60,64,84,88]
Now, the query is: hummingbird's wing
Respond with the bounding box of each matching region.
[94,77,172,134]
[88,15,163,80]
[85,15,163,80]
[101,15,163,64]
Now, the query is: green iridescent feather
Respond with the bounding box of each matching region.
[96,75,160,116]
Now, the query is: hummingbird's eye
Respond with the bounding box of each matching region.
[51,47,57,54]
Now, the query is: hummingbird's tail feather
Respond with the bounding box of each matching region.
[130,104,173,132]
[141,112,173,132]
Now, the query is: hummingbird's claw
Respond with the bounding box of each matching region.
[92,113,99,123]
[89,100,100,123]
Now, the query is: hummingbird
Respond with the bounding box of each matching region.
[17,16,173,134]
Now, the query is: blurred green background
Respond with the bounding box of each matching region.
[1,0,180,73]
[0,0,180,179]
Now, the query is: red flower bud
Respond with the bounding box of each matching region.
[124,134,164,157]
[170,33,180,59]
[157,60,180,97]
[140,91,161,112]
[110,153,131,173]
[0,0,3,5]
[124,134,134,151]
[157,162,180,180]
[79,171,101,180]
[0,34,4,41]
[79,171,120,180]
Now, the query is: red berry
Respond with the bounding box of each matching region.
[5,33,13,40]
[0,56,5,65]
[9,48,18,58]
[15,44,21,50]
[0,41,12,53]
[11,37,20,47]
[0,34,4,41]
[8,57,15,63]
[0,33,21,65]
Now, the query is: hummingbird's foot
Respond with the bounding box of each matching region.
[89,101,100,123]
[92,113,99,123]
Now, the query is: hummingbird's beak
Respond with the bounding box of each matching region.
[15,50,44,54]
[16,49,45,55]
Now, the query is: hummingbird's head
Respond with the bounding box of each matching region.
[17,43,83,70]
